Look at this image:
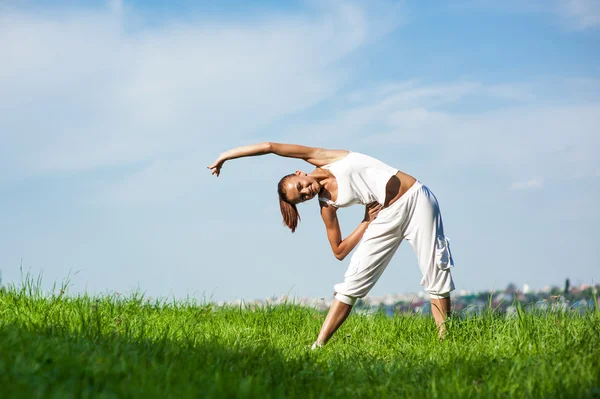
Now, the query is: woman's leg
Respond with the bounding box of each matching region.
[430,295,451,337]
[314,298,353,346]
[403,185,455,335]
[316,205,404,347]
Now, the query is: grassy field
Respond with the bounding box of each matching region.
[1,279,599,398]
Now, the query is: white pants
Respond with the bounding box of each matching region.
[334,182,455,306]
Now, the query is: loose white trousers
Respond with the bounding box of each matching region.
[334,182,455,306]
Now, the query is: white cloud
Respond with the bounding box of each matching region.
[556,0,600,29]
[82,155,199,205]
[283,79,600,184]
[108,0,123,14]
[282,80,483,142]
[2,2,596,207]
[0,1,401,181]
[511,179,544,190]
[449,0,600,30]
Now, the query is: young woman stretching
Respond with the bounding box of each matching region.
[208,143,455,347]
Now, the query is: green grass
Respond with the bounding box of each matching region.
[1,278,599,398]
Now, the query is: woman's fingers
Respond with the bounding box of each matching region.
[369,203,382,217]
[207,157,224,170]
[364,202,383,222]
[207,159,223,177]
[368,202,382,210]
[207,166,220,177]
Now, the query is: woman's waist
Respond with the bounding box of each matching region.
[383,171,418,208]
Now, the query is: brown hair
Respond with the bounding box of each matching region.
[277,174,301,233]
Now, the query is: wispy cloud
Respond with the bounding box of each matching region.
[555,0,600,29]
[0,1,401,182]
[511,179,544,190]
[91,76,599,204]
[2,1,596,207]
[108,0,123,14]
[450,0,600,30]
[284,79,600,185]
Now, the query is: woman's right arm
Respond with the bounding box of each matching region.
[320,202,381,261]
[208,142,347,176]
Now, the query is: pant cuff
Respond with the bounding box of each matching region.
[334,292,357,305]
[429,292,450,299]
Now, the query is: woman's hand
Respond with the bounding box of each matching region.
[207,156,225,177]
[363,202,382,223]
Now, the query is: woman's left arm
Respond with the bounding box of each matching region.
[208,142,347,176]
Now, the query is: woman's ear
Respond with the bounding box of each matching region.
[295,170,308,176]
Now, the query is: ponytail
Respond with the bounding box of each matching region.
[277,174,301,233]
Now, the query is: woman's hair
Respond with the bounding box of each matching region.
[277,174,300,233]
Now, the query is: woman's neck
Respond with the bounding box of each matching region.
[310,168,335,195]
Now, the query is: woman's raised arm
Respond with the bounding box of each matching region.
[208,142,347,176]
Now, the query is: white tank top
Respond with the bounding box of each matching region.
[318,152,399,208]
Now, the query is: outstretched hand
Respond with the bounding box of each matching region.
[363,202,382,223]
[207,157,225,177]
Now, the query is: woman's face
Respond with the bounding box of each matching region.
[283,173,321,204]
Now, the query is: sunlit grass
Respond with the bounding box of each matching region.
[1,274,599,398]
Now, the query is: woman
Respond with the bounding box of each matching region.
[208,142,455,347]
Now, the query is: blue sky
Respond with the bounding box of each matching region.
[1,0,598,302]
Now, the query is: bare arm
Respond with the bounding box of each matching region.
[320,202,381,261]
[208,142,347,176]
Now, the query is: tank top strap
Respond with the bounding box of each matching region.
[318,197,337,207]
